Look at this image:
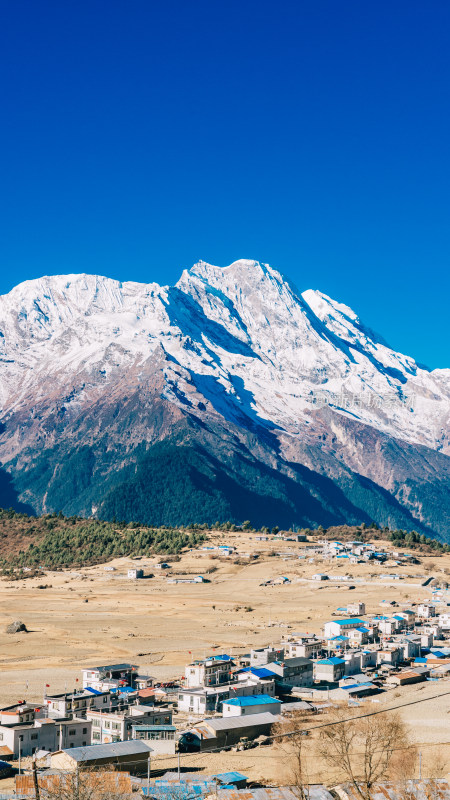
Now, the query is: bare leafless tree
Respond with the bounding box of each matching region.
[273,711,313,800]
[317,708,410,800]
[37,767,134,800]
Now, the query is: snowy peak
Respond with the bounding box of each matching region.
[0,260,448,457]
[302,288,419,380]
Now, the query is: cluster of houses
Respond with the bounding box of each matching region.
[319,539,421,566]
[2,596,450,767]
[1,581,450,799]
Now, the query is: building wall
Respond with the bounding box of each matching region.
[222,700,281,717]
[314,662,345,682]
[0,721,60,758]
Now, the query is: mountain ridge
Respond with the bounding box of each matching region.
[0,260,449,539]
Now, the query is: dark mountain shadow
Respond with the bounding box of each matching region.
[98,439,370,529]
[190,372,281,450]
[0,466,36,515]
[97,436,439,536]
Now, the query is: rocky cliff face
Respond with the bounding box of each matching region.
[0,260,449,537]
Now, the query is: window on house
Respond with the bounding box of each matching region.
[0,734,3,741]
[83,728,88,734]
[31,734,38,741]
[103,697,108,703]
[69,729,76,736]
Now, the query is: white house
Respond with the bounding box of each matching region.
[314,657,345,683]
[86,705,172,744]
[178,677,275,715]
[0,718,91,758]
[347,602,366,616]
[128,569,143,579]
[249,646,285,667]
[417,604,436,619]
[438,613,450,631]
[287,637,323,660]
[82,663,138,691]
[323,618,366,639]
[45,689,114,718]
[184,658,233,688]
[377,647,402,666]
[0,704,38,725]
[222,695,281,717]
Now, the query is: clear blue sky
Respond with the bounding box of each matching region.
[1,1,449,368]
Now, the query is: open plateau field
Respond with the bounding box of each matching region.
[0,530,449,783]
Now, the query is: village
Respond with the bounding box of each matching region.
[0,529,450,798]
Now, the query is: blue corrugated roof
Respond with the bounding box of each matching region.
[239,667,274,678]
[333,618,365,626]
[211,654,233,661]
[224,694,279,707]
[211,772,247,783]
[85,687,102,695]
[317,657,345,665]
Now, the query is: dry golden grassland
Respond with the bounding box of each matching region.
[0,531,449,783]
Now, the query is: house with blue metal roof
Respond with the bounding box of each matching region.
[314,657,345,683]
[324,619,366,639]
[222,694,281,717]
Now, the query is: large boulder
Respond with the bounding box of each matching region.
[6,620,27,634]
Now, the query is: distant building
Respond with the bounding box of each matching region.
[86,706,172,745]
[222,695,281,717]
[183,713,278,751]
[287,637,323,660]
[314,657,345,683]
[264,657,314,688]
[0,718,91,758]
[347,602,366,616]
[178,678,275,715]
[324,619,366,639]
[82,663,138,691]
[184,658,233,688]
[417,604,436,619]
[132,724,176,755]
[250,646,284,667]
[45,689,114,718]
[50,739,152,774]
[128,569,143,579]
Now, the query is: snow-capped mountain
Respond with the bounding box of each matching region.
[0,260,449,538]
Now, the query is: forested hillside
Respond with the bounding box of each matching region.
[0,509,448,575]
